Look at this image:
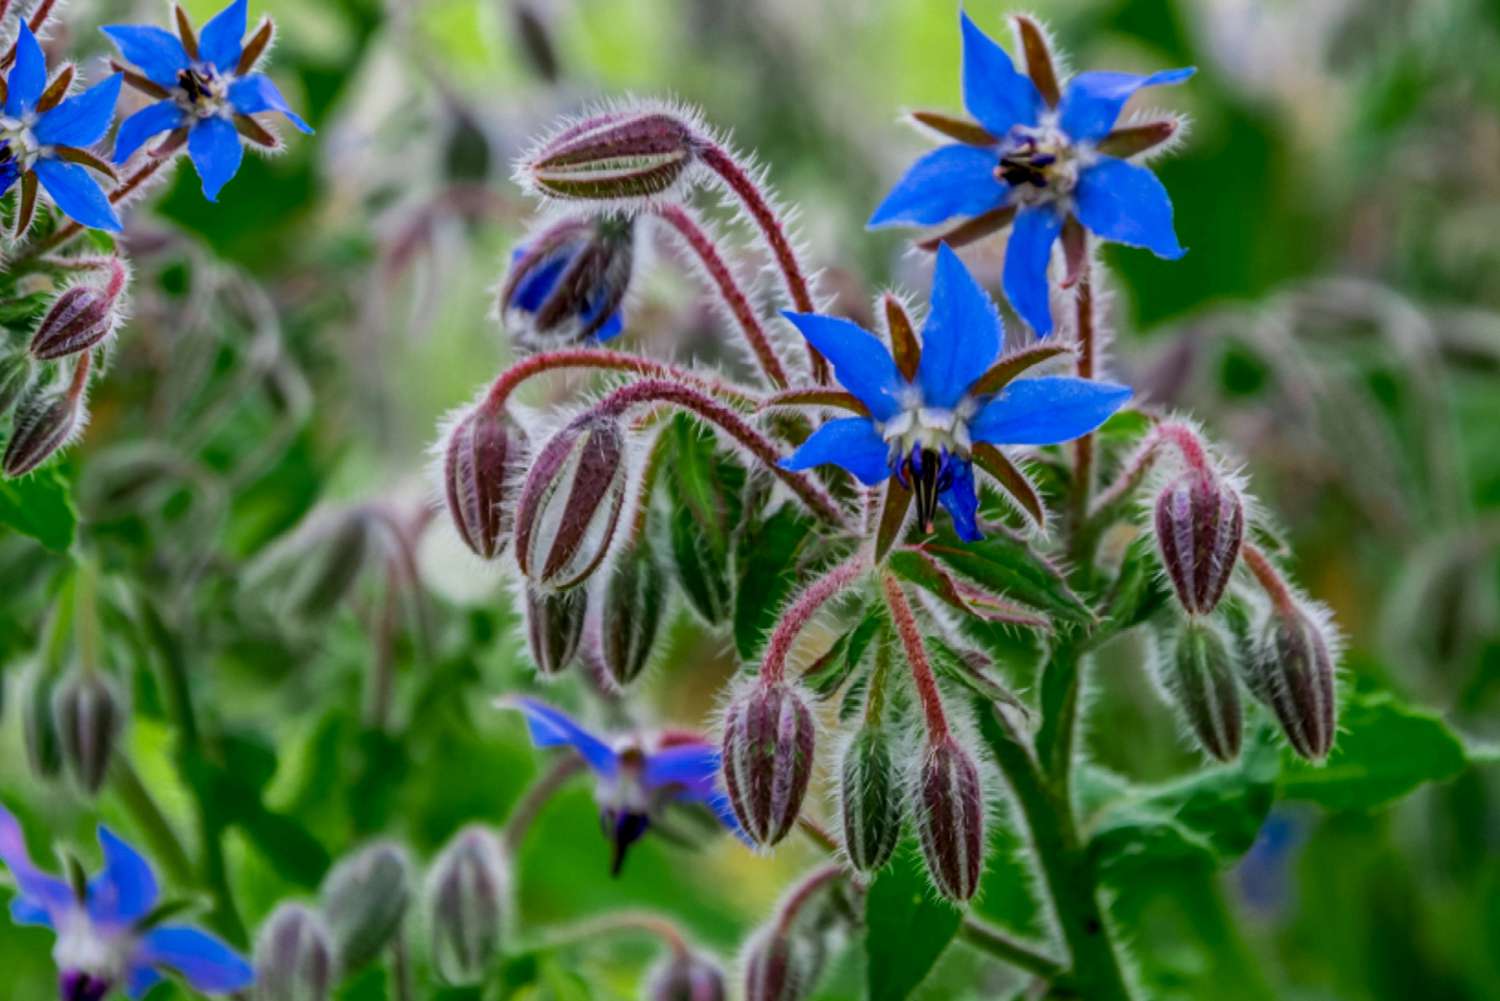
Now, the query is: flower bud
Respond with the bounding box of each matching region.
[3,383,84,478]
[521,109,698,202]
[514,412,629,591]
[524,584,586,676]
[53,670,123,794]
[22,667,63,780]
[1154,470,1244,616]
[914,736,985,902]
[425,825,509,986]
[721,680,816,847]
[647,950,726,1001]
[253,903,337,1001]
[0,352,32,415]
[286,511,374,620]
[30,286,120,360]
[443,406,527,559]
[1163,620,1243,762]
[500,214,637,349]
[1248,603,1338,761]
[838,725,900,873]
[320,841,413,971]
[599,536,666,687]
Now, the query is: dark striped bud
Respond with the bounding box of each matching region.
[720,680,816,847]
[1154,470,1244,616]
[426,826,509,986]
[500,213,637,350]
[22,667,63,780]
[646,950,726,1001]
[0,353,32,415]
[742,926,816,1001]
[838,726,900,873]
[1247,603,1338,761]
[53,670,123,794]
[4,384,84,478]
[1163,620,1243,762]
[522,110,698,202]
[30,286,119,360]
[286,511,374,620]
[320,841,413,971]
[443,406,526,559]
[914,737,985,902]
[599,536,665,686]
[524,584,586,676]
[253,903,337,1001]
[514,412,629,591]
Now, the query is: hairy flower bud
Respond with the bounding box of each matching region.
[838,726,900,873]
[721,680,816,847]
[514,412,629,591]
[500,214,637,349]
[22,667,63,780]
[3,383,84,478]
[1154,470,1244,616]
[521,109,698,202]
[253,903,337,1001]
[30,286,119,360]
[320,841,413,971]
[1163,620,1243,762]
[443,406,526,559]
[0,352,32,415]
[599,536,665,686]
[1248,603,1338,761]
[524,584,586,676]
[425,825,509,986]
[648,950,726,1001]
[914,736,985,902]
[53,670,123,794]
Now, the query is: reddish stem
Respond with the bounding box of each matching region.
[881,573,949,742]
[0,0,57,67]
[18,158,171,261]
[773,864,845,936]
[1068,255,1096,532]
[1241,543,1298,616]
[479,348,757,415]
[1088,419,1210,519]
[65,349,92,401]
[761,556,866,683]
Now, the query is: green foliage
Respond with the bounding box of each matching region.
[0,468,76,552]
[864,843,962,1001]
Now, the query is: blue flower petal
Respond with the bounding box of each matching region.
[5,24,48,117]
[918,244,1003,408]
[780,312,905,421]
[939,460,982,542]
[34,74,123,148]
[0,803,75,924]
[10,895,54,927]
[112,99,184,164]
[186,115,244,202]
[960,12,1042,137]
[592,311,625,342]
[228,74,312,133]
[1059,67,1196,143]
[101,25,191,89]
[779,416,893,486]
[33,158,122,231]
[87,826,159,926]
[501,697,619,778]
[868,144,1008,228]
[1074,156,1184,259]
[1002,206,1063,336]
[644,744,719,795]
[970,376,1131,445]
[125,966,163,1000]
[136,925,253,994]
[509,245,570,313]
[0,159,20,199]
[198,0,248,72]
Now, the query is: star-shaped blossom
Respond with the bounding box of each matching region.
[0,25,123,233]
[104,0,312,202]
[870,13,1193,336]
[0,803,252,1000]
[778,245,1130,541]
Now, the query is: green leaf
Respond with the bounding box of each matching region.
[732,503,815,662]
[665,415,742,624]
[889,548,1049,628]
[803,603,883,700]
[865,842,961,1001]
[0,467,77,552]
[924,536,1093,623]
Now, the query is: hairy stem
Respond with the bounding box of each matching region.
[1068,255,1097,547]
[761,555,865,683]
[1242,542,1298,615]
[531,910,692,960]
[502,753,587,855]
[18,157,171,261]
[880,573,949,742]
[480,347,758,414]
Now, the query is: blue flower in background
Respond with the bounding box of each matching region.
[870,13,1193,336]
[780,244,1130,540]
[500,213,637,348]
[104,0,312,202]
[0,24,123,232]
[0,803,252,1000]
[500,696,745,873]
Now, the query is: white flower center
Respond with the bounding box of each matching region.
[877,390,978,465]
[0,114,43,169]
[999,114,1096,208]
[175,64,233,119]
[53,909,133,984]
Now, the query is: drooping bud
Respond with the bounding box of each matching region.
[0,352,32,415]
[284,510,375,620]
[741,867,843,1001]
[443,405,527,559]
[253,903,337,1001]
[514,412,629,591]
[1154,469,1244,616]
[1247,602,1338,761]
[524,584,586,676]
[499,213,637,349]
[22,667,63,780]
[521,109,699,202]
[838,725,901,873]
[53,670,123,794]
[742,928,812,1001]
[320,841,413,971]
[425,825,510,986]
[3,382,85,478]
[1162,620,1243,762]
[720,680,816,847]
[647,950,727,1001]
[30,286,120,360]
[913,736,985,902]
[599,536,666,686]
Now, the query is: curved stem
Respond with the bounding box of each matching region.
[1242,543,1298,616]
[110,756,196,889]
[761,555,865,683]
[480,347,758,415]
[502,753,587,855]
[772,864,845,935]
[529,909,693,960]
[880,573,948,742]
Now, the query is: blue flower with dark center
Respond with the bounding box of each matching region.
[500,697,745,874]
[779,244,1130,541]
[104,0,312,202]
[869,13,1193,336]
[500,213,635,348]
[0,25,123,232]
[0,803,252,999]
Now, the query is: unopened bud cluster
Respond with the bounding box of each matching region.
[721,679,817,848]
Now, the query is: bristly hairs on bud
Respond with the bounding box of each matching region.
[29,256,131,361]
[3,351,92,478]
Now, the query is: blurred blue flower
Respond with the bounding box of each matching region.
[499,213,637,348]
[870,13,1193,336]
[0,803,252,1000]
[1235,808,1307,916]
[506,243,624,343]
[104,0,312,202]
[780,244,1130,540]
[0,24,123,232]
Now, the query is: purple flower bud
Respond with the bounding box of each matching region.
[500,214,636,349]
[443,406,527,559]
[0,353,32,415]
[599,536,666,687]
[521,110,699,202]
[253,903,337,1001]
[647,950,727,1001]
[1163,620,1243,762]
[286,511,375,620]
[524,584,587,676]
[743,928,807,1001]
[721,680,816,847]
[22,667,63,780]
[514,412,629,591]
[53,670,124,795]
[1248,603,1338,761]
[320,841,413,971]
[4,384,84,478]
[30,286,120,361]
[425,826,510,986]
[1154,470,1244,616]
[838,725,900,873]
[914,736,985,902]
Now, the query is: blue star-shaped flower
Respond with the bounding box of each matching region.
[104,0,312,202]
[0,24,123,232]
[0,803,252,1000]
[779,244,1130,541]
[869,13,1194,336]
